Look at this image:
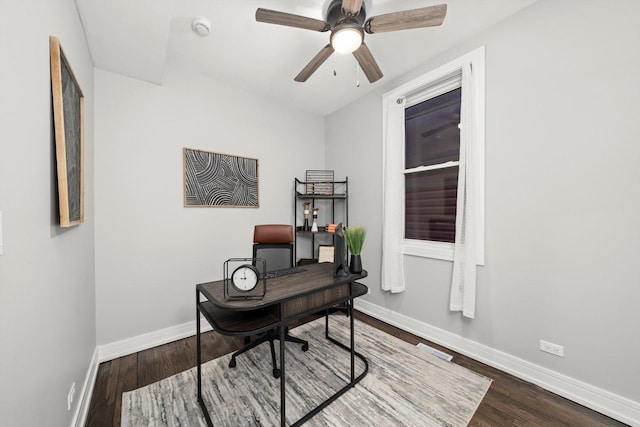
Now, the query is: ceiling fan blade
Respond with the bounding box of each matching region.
[256,8,330,32]
[294,44,335,82]
[352,43,383,83]
[364,4,447,34]
[341,0,363,16]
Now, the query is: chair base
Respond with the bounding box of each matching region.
[229,328,308,378]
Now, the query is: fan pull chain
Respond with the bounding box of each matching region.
[333,55,337,77]
[356,63,361,87]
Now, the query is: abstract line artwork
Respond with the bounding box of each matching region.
[183,148,259,208]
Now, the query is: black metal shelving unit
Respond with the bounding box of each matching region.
[293,177,348,266]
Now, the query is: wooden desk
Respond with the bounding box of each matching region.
[196,263,368,426]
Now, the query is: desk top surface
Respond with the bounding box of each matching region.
[197,263,368,311]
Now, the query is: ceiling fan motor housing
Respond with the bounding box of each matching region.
[326,0,366,28]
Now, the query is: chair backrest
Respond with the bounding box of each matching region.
[252,225,294,273]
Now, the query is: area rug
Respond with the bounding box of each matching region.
[122,315,491,426]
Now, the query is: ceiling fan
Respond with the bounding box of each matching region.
[255,0,447,83]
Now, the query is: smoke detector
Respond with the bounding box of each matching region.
[191,17,211,37]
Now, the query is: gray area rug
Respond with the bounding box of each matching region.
[122,315,492,426]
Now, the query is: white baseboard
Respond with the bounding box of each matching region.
[98,317,213,363]
[355,299,640,426]
[71,347,99,427]
[75,319,213,427]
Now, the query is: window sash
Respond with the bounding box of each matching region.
[405,87,462,170]
[404,166,459,243]
[404,160,460,174]
[404,77,461,245]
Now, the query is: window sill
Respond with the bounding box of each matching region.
[403,239,454,261]
[402,239,485,265]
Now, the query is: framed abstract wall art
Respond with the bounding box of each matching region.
[50,36,85,227]
[183,148,259,208]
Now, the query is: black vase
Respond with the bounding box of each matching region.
[349,254,363,274]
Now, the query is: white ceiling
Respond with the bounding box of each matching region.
[76,0,537,116]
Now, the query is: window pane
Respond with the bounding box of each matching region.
[405,88,461,169]
[405,167,458,243]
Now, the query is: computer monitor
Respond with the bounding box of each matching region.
[253,243,294,273]
[333,223,348,277]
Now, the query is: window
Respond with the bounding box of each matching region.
[405,87,461,244]
[382,47,485,267]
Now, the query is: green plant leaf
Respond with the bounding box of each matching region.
[345,226,366,255]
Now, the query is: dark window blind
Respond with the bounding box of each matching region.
[404,87,461,244]
[405,168,458,243]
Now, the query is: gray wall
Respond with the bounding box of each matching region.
[0,0,96,426]
[94,66,325,345]
[326,0,640,403]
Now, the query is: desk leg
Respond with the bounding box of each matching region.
[279,319,286,427]
[196,291,202,402]
[349,299,355,383]
[292,297,369,426]
[196,290,213,427]
[325,309,329,339]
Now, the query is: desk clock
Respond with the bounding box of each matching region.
[223,258,266,300]
[231,264,260,292]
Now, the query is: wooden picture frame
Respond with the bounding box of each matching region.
[50,36,85,227]
[318,245,335,263]
[183,148,259,208]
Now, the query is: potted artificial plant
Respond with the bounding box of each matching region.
[345,226,366,274]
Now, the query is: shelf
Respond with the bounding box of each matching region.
[295,178,348,185]
[294,176,348,268]
[295,191,347,199]
[296,226,337,233]
[198,301,279,336]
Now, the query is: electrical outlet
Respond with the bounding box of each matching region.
[540,340,564,357]
[67,382,76,411]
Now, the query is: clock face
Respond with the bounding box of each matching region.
[231,264,259,292]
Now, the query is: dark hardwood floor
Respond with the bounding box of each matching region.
[86,312,626,426]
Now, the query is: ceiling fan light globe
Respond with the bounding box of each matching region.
[331,27,363,54]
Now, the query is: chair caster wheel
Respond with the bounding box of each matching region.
[273,369,281,378]
[301,343,309,352]
[229,358,236,368]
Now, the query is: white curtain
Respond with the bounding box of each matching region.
[450,62,478,318]
[381,96,406,293]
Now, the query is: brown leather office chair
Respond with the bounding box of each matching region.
[228,224,309,378]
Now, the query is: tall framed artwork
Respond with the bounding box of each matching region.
[183,148,259,208]
[50,36,85,227]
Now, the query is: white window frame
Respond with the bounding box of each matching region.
[383,47,485,265]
